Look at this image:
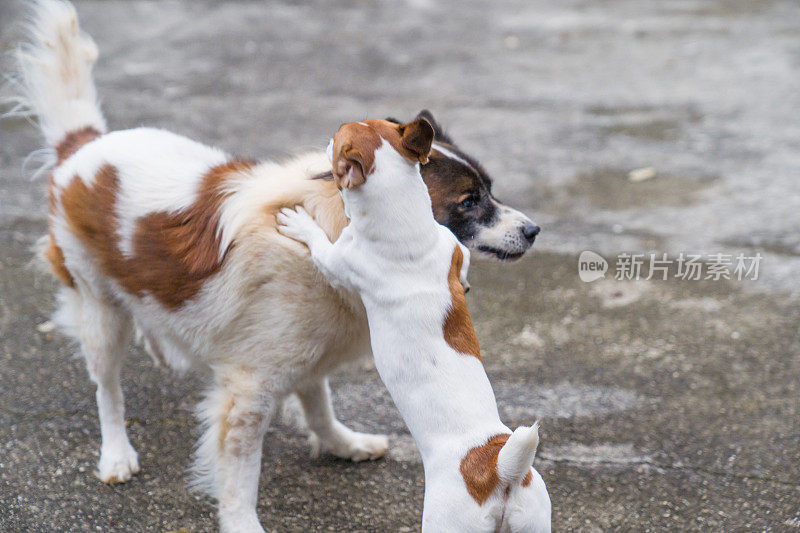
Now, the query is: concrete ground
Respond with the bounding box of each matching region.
[1,0,798,531]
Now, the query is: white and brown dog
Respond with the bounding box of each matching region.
[5,1,541,531]
[278,119,551,532]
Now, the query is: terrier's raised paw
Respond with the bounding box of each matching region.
[277,206,319,245]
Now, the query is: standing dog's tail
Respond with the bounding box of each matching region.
[496,422,540,485]
[5,0,106,159]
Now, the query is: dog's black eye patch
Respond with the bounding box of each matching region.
[477,193,498,225]
[458,193,480,210]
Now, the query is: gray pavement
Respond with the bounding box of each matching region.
[1,0,799,531]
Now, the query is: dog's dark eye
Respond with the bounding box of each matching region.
[459,196,477,209]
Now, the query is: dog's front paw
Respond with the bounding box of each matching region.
[341,432,389,462]
[219,511,266,533]
[277,206,320,245]
[312,424,389,462]
[96,443,140,484]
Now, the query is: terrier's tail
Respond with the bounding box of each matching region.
[4,0,106,161]
[496,422,540,484]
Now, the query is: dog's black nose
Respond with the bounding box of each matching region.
[522,222,540,242]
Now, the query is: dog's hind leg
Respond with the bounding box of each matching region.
[295,377,388,462]
[66,287,138,484]
[194,366,275,533]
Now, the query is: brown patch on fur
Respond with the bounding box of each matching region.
[460,433,511,505]
[44,230,75,287]
[59,159,256,308]
[54,126,102,165]
[444,246,480,360]
[522,469,533,487]
[46,171,76,287]
[46,125,101,287]
[331,118,433,189]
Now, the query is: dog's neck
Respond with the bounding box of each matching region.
[341,147,440,257]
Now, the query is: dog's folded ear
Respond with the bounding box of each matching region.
[334,144,368,189]
[399,117,435,165]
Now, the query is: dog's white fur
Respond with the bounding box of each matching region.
[5,1,542,531]
[278,126,551,532]
[49,136,388,533]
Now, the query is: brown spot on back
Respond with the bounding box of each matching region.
[460,433,511,505]
[444,246,481,360]
[54,126,102,165]
[59,159,256,308]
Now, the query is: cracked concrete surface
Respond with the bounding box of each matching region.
[1,0,799,531]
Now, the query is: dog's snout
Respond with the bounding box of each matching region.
[522,222,540,242]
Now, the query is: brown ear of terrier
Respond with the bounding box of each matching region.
[335,145,368,190]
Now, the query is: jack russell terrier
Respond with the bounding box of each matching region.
[5,1,541,530]
[278,118,551,532]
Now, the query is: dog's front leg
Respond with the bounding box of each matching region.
[195,367,275,533]
[295,377,388,462]
[277,206,356,290]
